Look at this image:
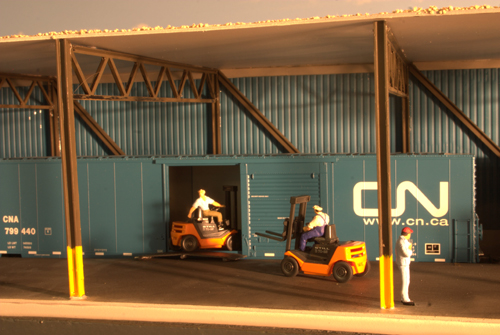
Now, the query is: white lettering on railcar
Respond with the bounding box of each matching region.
[353,181,448,217]
[3,216,19,223]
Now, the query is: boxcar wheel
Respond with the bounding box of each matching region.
[281,257,300,277]
[181,235,198,252]
[333,261,353,283]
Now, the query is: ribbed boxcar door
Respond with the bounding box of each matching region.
[244,162,324,259]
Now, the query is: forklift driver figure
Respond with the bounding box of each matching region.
[187,189,224,224]
[299,205,330,251]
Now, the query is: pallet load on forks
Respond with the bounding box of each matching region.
[256,195,370,283]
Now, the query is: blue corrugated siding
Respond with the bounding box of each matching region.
[221,74,376,154]
[410,69,500,156]
[2,70,498,160]
[0,87,49,158]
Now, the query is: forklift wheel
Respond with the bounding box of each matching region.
[181,235,199,252]
[332,261,353,283]
[225,235,234,251]
[281,257,300,277]
[354,261,371,277]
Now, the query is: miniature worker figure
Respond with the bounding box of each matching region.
[187,189,224,223]
[299,205,330,251]
[396,227,415,306]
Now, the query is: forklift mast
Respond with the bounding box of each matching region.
[254,195,311,249]
[286,195,310,251]
[223,185,238,229]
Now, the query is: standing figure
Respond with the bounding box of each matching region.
[187,189,224,223]
[299,205,330,251]
[396,227,415,306]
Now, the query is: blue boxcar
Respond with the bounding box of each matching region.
[0,154,480,262]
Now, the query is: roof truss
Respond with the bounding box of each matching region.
[71,45,217,103]
[0,73,56,109]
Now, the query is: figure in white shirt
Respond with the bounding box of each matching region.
[187,189,224,223]
[396,227,415,306]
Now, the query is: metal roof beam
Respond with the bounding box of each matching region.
[72,95,214,103]
[48,85,60,157]
[72,45,217,74]
[211,73,222,154]
[0,72,56,82]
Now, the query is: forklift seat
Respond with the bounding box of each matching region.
[193,206,219,224]
[193,207,207,223]
[314,224,339,244]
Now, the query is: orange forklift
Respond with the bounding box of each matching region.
[171,207,237,252]
[171,186,239,253]
[256,195,370,283]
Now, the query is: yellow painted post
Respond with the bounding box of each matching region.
[56,39,86,299]
[379,255,394,308]
[67,246,85,298]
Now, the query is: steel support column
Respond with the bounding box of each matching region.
[401,96,410,153]
[374,21,394,310]
[211,73,222,154]
[49,84,61,156]
[56,39,86,299]
[386,31,410,154]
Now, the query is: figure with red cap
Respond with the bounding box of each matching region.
[299,205,330,251]
[396,227,415,306]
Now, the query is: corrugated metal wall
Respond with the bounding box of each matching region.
[221,74,376,154]
[410,69,499,156]
[0,86,49,158]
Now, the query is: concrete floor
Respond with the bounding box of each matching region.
[1,256,500,334]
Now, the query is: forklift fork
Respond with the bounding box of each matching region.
[255,218,290,242]
[254,195,311,250]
